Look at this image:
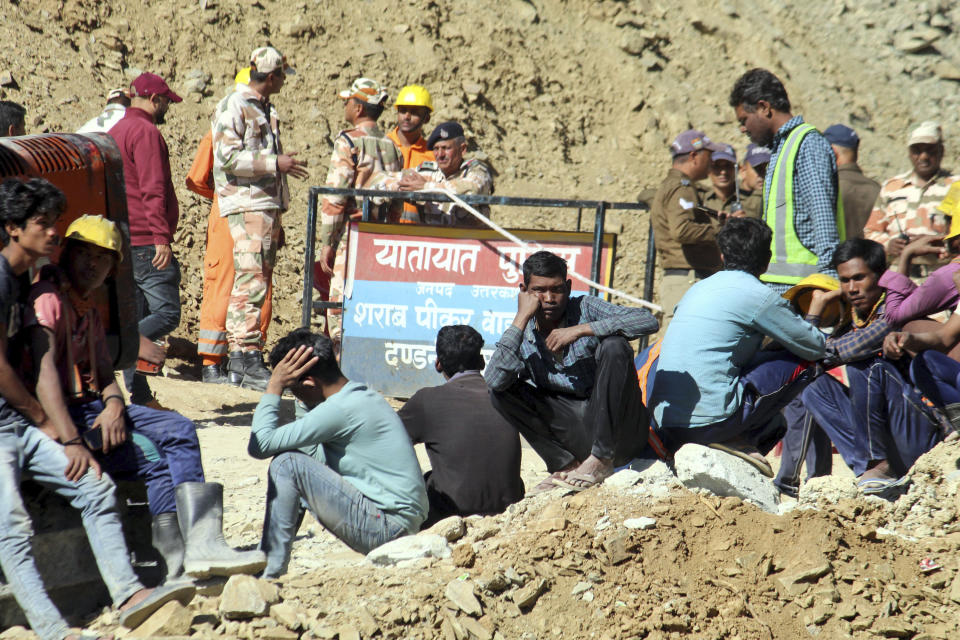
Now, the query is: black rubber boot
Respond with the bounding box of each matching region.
[226,350,245,387]
[201,362,229,385]
[176,482,266,579]
[151,512,185,582]
[240,350,271,392]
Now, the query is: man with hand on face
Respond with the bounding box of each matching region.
[729,68,844,294]
[485,251,658,493]
[373,121,494,227]
[248,329,427,578]
[864,122,959,275]
[387,85,435,222]
[109,72,183,408]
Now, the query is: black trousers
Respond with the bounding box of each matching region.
[490,337,647,472]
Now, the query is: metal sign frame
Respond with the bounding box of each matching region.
[301,187,656,349]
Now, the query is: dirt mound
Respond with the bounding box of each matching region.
[4,0,960,360]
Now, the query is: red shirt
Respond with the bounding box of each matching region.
[109,107,179,246]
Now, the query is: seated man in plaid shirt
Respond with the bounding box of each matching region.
[795,238,944,498]
[485,251,659,493]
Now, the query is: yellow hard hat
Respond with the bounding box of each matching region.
[394,85,433,112]
[234,67,251,86]
[782,274,845,325]
[64,215,123,262]
[939,182,960,240]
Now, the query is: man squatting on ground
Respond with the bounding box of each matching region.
[398,325,524,526]
[0,180,194,638]
[648,217,826,476]
[793,239,947,496]
[485,250,658,493]
[22,215,266,584]
[248,329,427,578]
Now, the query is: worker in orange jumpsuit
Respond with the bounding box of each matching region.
[386,85,436,222]
[188,68,274,385]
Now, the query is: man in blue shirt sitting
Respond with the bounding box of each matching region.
[485,251,659,493]
[248,329,427,578]
[649,218,827,475]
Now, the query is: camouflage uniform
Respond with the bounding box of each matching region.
[211,83,289,352]
[317,121,403,339]
[371,157,494,226]
[863,169,959,275]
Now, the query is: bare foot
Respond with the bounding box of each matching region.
[119,588,153,612]
[562,455,614,489]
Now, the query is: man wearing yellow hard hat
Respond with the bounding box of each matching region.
[874,180,960,328]
[387,84,436,221]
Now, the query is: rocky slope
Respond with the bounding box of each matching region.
[4,0,960,357]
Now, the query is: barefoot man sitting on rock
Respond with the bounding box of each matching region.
[485,250,658,493]
[248,329,427,578]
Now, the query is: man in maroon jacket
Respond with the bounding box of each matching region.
[109,72,183,407]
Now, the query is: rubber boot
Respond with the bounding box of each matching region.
[202,362,229,385]
[226,350,244,387]
[240,350,271,392]
[151,512,185,582]
[176,482,267,578]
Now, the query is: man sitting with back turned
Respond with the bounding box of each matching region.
[398,325,523,524]
[485,251,658,493]
[248,329,427,578]
[649,218,826,476]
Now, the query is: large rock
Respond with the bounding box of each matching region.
[798,475,858,505]
[367,534,451,566]
[426,516,466,542]
[128,600,193,637]
[673,445,780,513]
[219,575,278,620]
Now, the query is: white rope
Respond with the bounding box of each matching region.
[429,188,663,313]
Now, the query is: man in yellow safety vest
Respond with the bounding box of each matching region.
[729,68,845,295]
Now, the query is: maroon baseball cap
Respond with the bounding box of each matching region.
[129,73,182,103]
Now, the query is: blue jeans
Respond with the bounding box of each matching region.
[261,452,409,578]
[0,421,143,640]
[803,360,942,477]
[124,245,182,404]
[909,350,960,406]
[655,352,815,454]
[68,400,204,514]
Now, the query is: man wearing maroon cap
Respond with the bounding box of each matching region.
[109,72,183,408]
[650,129,724,334]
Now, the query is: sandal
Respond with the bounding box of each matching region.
[527,471,569,496]
[858,475,910,498]
[552,468,614,493]
[707,442,774,478]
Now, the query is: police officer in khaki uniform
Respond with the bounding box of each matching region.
[823,124,880,238]
[651,129,723,334]
[737,144,769,220]
[700,143,739,215]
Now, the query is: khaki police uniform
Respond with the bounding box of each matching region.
[837,163,881,239]
[651,168,722,334]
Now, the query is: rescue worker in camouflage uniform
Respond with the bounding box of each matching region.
[372,121,494,226]
[863,121,959,277]
[211,46,309,391]
[316,78,403,347]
